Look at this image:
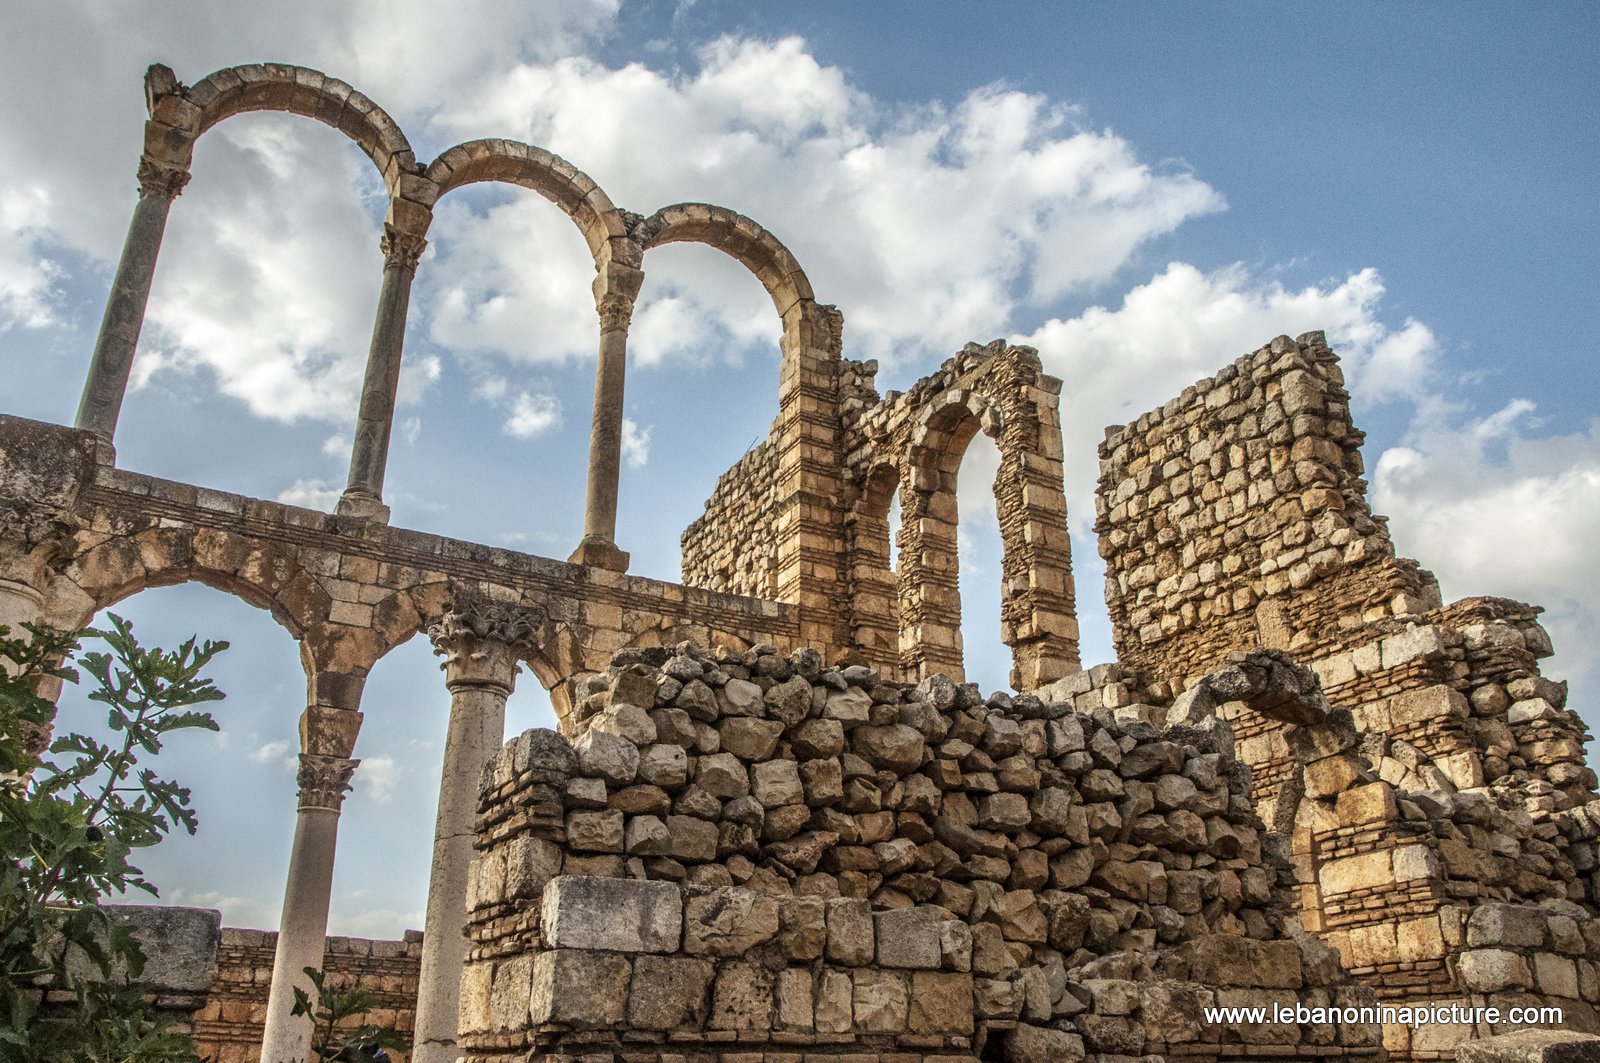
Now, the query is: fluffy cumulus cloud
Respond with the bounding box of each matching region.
[504,392,563,438]
[1017,262,1442,518]
[1374,404,1600,700]
[423,38,1225,370]
[622,417,652,468]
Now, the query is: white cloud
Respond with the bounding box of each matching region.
[1374,403,1600,708]
[156,887,280,931]
[622,417,652,468]
[1018,262,1442,522]
[504,392,562,438]
[0,187,60,328]
[276,478,343,511]
[320,433,350,456]
[248,738,296,770]
[329,904,426,939]
[423,38,1224,371]
[356,754,401,804]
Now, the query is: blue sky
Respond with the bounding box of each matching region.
[2,2,1596,936]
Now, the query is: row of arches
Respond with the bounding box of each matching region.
[79,62,833,573]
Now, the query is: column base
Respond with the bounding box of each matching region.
[333,489,392,524]
[568,537,629,572]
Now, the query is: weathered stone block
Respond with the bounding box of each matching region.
[1469,903,1548,949]
[529,949,630,1025]
[1458,948,1533,992]
[627,954,714,1029]
[684,887,780,956]
[710,961,774,1029]
[540,875,682,953]
[775,967,815,1029]
[874,907,942,969]
[908,971,974,1033]
[565,809,624,853]
[851,968,908,1032]
[826,897,875,965]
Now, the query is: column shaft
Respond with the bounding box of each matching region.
[339,228,424,521]
[75,191,176,442]
[258,755,356,1063]
[582,325,628,544]
[411,673,511,1063]
[569,322,631,571]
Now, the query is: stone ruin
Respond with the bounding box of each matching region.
[1,61,1597,1063]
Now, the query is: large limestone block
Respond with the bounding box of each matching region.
[710,961,775,1029]
[851,968,908,1032]
[1456,1030,1600,1062]
[528,949,630,1025]
[1458,948,1533,992]
[826,897,875,965]
[1003,1023,1086,1062]
[908,971,975,1033]
[627,954,714,1029]
[540,875,682,953]
[874,907,942,969]
[1184,935,1304,990]
[1469,903,1549,949]
[684,887,780,955]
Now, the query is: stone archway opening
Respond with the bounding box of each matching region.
[54,581,303,932]
[956,429,1009,694]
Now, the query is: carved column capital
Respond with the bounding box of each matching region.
[427,596,546,694]
[596,292,635,334]
[136,157,190,203]
[381,224,427,271]
[297,753,359,811]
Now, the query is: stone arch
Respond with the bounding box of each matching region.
[896,392,998,683]
[425,140,634,269]
[174,63,417,193]
[635,203,814,322]
[55,528,330,641]
[845,462,903,676]
[889,348,1080,691]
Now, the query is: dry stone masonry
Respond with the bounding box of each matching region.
[461,641,1380,1063]
[0,61,1596,1063]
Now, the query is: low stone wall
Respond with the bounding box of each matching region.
[191,927,423,1063]
[459,641,1380,1062]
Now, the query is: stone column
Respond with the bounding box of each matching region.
[569,287,638,572]
[337,225,428,523]
[258,753,358,1063]
[75,158,190,447]
[411,602,540,1063]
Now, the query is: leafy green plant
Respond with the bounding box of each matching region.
[0,615,227,1061]
[289,966,407,1062]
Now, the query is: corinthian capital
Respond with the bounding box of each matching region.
[297,753,359,811]
[596,292,635,334]
[381,224,427,271]
[136,158,190,202]
[427,595,547,693]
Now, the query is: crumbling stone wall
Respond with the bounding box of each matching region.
[192,928,424,1063]
[681,437,782,601]
[1099,342,1600,1059]
[459,641,1381,1062]
[1096,331,1439,692]
[684,339,1081,694]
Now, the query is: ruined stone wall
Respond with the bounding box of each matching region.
[191,927,423,1063]
[1098,342,1600,1058]
[681,437,782,600]
[1096,332,1438,693]
[459,642,1380,1063]
[683,339,1082,694]
[842,341,1079,692]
